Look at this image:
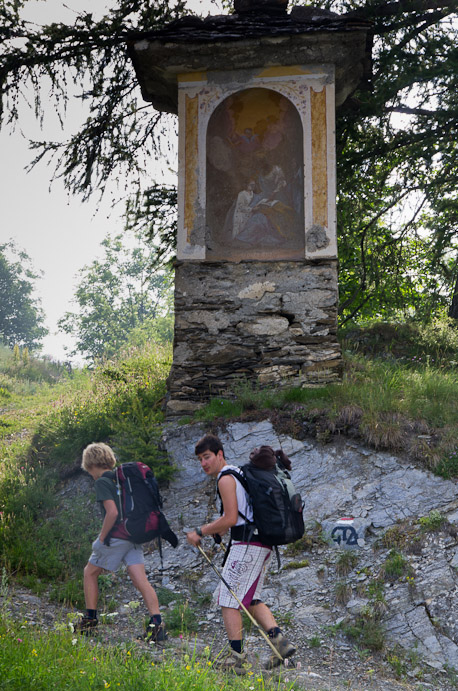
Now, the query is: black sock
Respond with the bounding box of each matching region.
[149,614,162,625]
[229,639,243,654]
[267,626,281,638]
[86,609,97,620]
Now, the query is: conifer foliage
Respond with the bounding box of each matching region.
[1,0,457,320]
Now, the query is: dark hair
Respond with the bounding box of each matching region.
[249,445,292,471]
[195,434,224,457]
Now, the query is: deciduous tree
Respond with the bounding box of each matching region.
[58,231,173,361]
[0,242,48,349]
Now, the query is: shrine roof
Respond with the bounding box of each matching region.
[127,5,372,114]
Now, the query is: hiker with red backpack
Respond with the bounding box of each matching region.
[79,442,177,641]
[186,434,298,674]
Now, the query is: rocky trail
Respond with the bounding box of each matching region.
[4,419,458,690]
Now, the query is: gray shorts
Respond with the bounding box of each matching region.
[88,537,144,572]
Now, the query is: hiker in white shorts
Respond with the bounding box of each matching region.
[186,434,296,673]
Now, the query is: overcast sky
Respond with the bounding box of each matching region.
[1,0,216,362]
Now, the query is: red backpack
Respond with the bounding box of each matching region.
[108,462,178,549]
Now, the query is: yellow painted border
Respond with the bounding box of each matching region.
[311,87,328,228]
[178,71,207,83]
[184,94,199,242]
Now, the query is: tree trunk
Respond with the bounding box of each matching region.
[449,274,458,320]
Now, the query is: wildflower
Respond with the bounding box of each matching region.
[31,649,37,656]
[151,662,155,667]
[104,681,111,688]
[72,638,78,646]
[17,638,22,643]
[186,665,191,671]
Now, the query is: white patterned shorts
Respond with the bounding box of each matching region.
[218,542,272,610]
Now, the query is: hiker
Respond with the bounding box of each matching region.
[80,442,166,642]
[186,434,296,673]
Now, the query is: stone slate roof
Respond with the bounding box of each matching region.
[133,6,372,44]
[127,5,372,114]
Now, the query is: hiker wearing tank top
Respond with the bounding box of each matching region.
[186,433,296,674]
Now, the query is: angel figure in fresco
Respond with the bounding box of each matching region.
[229,127,261,154]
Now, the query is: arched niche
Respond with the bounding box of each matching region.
[205,87,304,261]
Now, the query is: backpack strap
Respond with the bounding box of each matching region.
[217,468,256,542]
[114,467,124,523]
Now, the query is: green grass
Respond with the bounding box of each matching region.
[418,510,445,532]
[194,355,458,428]
[382,550,412,582]
[342,607,386,652]
[0,615,299,690]
[193,352,458,476]
[0,342,173,605]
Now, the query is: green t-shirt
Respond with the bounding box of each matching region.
[94,470,121,519]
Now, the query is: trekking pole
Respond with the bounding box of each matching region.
[196,543,283,663]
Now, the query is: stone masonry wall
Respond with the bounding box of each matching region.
[166,259,341,416]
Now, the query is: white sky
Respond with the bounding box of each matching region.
[0,0,217,362]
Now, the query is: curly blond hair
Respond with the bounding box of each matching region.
[81,442,117,471]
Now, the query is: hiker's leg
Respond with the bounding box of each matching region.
[248,601,277,631]
[222,606,243,640]
[127,563,160,616]
[84,563,104,609]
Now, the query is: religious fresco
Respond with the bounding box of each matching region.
[206,87,305,260]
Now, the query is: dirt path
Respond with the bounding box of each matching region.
[1,579,455,690]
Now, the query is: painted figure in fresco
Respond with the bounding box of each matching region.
[225,164,296,246]
[232,180,256,238]
[231,127,261,154]
[206,87,304,256]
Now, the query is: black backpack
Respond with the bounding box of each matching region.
[219,461,304,548]
[108,462,178,550]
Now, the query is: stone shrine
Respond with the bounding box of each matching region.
[128,1,372,415]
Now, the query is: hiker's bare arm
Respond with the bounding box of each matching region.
[186,475,238,546]
[99,499,119,543]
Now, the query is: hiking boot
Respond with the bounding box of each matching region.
[77,616,98,636]
[140,621,168,644]
[265,632,296,669]
[216,650,248,675]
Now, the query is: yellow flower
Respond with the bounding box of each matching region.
[151,662,155,667]
[104,682,111,688]
[186,665,191,671]
[31,649,37,657]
